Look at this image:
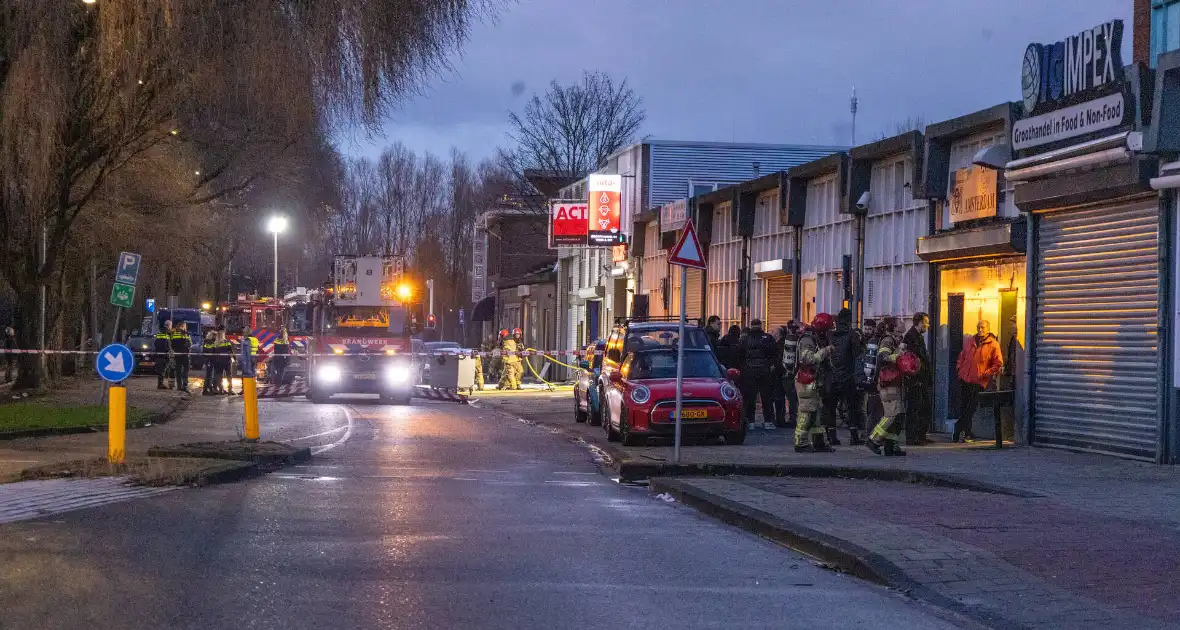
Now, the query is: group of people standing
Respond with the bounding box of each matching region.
[153,320,293,395]
[705,309,934,457]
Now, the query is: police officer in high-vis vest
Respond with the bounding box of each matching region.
[155,320,174,390]
[202,331,217,394]
[271,327,290,385]
[170,321,191,393]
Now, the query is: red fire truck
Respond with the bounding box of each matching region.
[217,296,309,384]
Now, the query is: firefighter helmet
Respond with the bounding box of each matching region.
[810,313,835,333]
[498,329,509,339]
[511,327,522,337]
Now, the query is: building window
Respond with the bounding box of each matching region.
[1153,0,1180,66]
[689,181,719,199]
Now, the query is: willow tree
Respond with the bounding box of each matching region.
[0,0,487,387]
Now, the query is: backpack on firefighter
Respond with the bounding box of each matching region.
[854,339,881,391]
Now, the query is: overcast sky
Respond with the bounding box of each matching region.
[334,0,1133,163]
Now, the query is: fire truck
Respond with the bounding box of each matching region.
[305,255,421,404]
[217,296,309,384]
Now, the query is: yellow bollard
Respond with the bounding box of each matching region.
[108,385,126,464]
[243,376,260,441]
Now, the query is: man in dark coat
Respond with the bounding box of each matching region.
[903,312,932,445]
[714,324,742,371]
[704,315,722,350]
[821,308,865,445]
[736,319,779,430]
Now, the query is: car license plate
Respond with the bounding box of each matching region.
[355,373,376,380]
[141,361,154,367]
[676,409,708,419]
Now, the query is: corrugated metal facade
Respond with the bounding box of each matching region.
[802,172,854,320]
[707,200,742,327]
[863,153,929,320]
[749,189,796,324]
[641,220,669,318]
[648,141,842,208]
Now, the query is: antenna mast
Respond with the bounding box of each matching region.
[850,87,859,146]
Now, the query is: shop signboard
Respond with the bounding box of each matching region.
[587,174,623,246]
[949,166,998,226]
[1014,19,1129,153]
[660,198,688,233]
[471,227,486,303]
[548,201,589,247]
[611,242,628,264]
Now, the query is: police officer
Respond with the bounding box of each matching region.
[214,329,233,394]
[155,320,174,389]
[737,319,778,430]
[795,313,835,452]
[201,331,217,394]
[271,327,290,385]
[778,321,802,429]
[170,321,191,393]
[867,316,907,456]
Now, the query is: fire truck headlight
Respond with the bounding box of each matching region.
[318,365,342,383]
[386,365,412,384]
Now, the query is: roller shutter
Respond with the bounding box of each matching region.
[1033,198,1160,459]
[764,277,794,330]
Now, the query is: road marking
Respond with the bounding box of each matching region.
[465,469,511,474]
[285,424,349,442]
[551,471,599,476]
[311,407,355,455]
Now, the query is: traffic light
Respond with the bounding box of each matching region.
[426,313,437,329]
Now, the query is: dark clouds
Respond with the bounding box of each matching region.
[337,1,1133,161]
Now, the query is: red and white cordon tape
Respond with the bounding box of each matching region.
[0,348,602,359]
[413,387,469,403]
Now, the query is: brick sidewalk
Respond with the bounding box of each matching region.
[656,477,1178,629]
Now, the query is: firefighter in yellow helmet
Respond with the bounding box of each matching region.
[499,328,522,390]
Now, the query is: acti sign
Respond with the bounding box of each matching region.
[549,201,588,247]
[587,174,623,246]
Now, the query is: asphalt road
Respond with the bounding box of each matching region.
[0,396,971,629]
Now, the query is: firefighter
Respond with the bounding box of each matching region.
[170,321,191,393]
[155,320,174,389]
[512,327,525,389]
[271,327,290,385]
[794,313,835,453]
[499,329,521,390]
[867,316,907,456]
[473,342,485,391]
[201,331,217,395]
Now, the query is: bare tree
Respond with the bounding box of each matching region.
[499,71,645,211]
[0,0,489,386]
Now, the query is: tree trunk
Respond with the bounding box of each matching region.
[13,285,42,389]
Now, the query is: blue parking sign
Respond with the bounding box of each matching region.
[115,252,141,286]
[146,298,155,313]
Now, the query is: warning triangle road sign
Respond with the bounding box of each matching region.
[668,219,707,270]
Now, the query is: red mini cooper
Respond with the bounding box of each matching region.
[599,338,745,446]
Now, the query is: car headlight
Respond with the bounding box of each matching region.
[629,385,651,405]
[387,365,411,384]
[720,382,739,401]
[318,365,342,383]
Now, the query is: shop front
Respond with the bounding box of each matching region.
[916,103,1027,440]
[1006,20,1170,460]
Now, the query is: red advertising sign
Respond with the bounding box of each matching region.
[587,174,623,246]
[549,201,588,247]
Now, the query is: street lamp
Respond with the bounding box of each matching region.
[266,215,288,300]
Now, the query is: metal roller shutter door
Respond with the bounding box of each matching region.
[1034,198,1160,459]
[764,277,794,331]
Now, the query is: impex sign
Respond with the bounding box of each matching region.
[549,201,589,247]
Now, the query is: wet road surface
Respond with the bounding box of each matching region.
[0,398,971,629]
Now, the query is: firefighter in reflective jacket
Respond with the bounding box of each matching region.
[794,313,835,453]
[867,317,907,456]
[499,328,523,390]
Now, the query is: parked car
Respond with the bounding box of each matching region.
[574,339,606,425]
[598,322,744,446]
[124,336,157,375]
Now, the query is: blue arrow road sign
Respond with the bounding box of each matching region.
[146,298,155,313]
[114,251,141,286]
[95,343,135,383]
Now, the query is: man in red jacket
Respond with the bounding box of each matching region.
[954,320,1004,443]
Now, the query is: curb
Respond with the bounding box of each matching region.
[651,478,1020,630]
[146,442,312,468]
[0,393,192,441]
[184,460,264,486]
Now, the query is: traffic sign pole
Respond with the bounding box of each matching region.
[108,385,126,464]
[674,265,687,464]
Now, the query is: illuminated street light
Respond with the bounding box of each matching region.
[267,216,288,299]
[396,283,413,302]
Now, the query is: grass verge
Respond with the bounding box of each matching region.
[4,456,253,486]
[0,403,151,432]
